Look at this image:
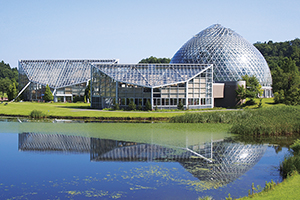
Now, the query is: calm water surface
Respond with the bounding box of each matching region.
[0,121,289,200]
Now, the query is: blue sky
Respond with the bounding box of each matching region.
[1,0,299,68]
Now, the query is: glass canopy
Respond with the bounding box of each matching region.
[18,59,118,89]
[94,64,213,88]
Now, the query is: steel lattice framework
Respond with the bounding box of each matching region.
[19,59,118,89]
[94,64,212,88]
[170,24,272,87]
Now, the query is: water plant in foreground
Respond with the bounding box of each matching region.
[280,139,300,178]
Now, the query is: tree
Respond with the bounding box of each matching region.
[139,56,171,64]
[7,82,17,101]
[128,99,136,110]
[177,100,184,110]
[44,84,53,102]
[85,80,91,103]
[145,100,152,111]
[235,84,247,103]
[241,75,263,99]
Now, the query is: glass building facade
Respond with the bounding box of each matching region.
[170,24,273,97]
[91,64,213,109]
[18,59,118,102]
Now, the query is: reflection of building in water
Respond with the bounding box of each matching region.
[18,133,266,187]
[90,139,193,162]
[18,133,90,153]
[180,140,267,187]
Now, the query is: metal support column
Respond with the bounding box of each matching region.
[151,87,153,110]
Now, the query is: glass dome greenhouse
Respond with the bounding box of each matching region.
[170,24,272,87]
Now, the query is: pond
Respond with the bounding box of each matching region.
[0,120,291,200]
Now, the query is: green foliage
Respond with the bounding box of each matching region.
[241,75,262,99]
[273,89,285,103]
[280,154,300,178]
[230,106,300,136]
[237,171,300,200]
[7,82,18,101]
[0,61,18,94]
[137,104,142,111]
[171,106,300,136]
[170,110,248,123]
[263,179,276,192]
[236,84,247,103]
[198,196,213,200]
[85,80,91,102]
[225,193,232,200]
[290,139,300,156]
[145,100,152,111]
[257,99,263,108]
[244,98,256,106]
[44,84,53,102]
[255,40,300,105]
[128,99,136,110]
[139,56,171,64]
[30,109,46,119]
[73,95,84,103]
[177,100,184,110]
[114,103,120,110]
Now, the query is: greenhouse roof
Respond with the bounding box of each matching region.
[94,63,213,88]
[19,59,118,89]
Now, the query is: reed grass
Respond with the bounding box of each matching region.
[280,139,300,178]
[170,106,300,136]
[230,106,300,136]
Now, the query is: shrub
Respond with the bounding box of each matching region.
[290,139,300,155]
[280,155,300,178]
[113,103,120,110]
[128,100,136,111]
[73,95,84,103]
[145,100,152,111]
[44,84,53,102]
[30,110,46,119]
[137,104,142,111]
[177,101,184,110]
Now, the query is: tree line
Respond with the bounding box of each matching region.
[0,61,18,100]
[254,38,300,105]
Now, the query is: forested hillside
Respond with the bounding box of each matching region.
[254,39,300,105]
[0,61,18,100]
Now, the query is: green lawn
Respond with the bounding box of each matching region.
[0,102,186,119]
[0,98,279,119]
[238,173,300,200]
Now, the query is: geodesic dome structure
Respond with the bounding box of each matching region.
[170,24,272,87]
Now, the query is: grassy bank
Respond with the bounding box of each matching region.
[238,139,300,200]
[237,172,300,200]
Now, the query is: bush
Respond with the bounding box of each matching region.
[128,100,136,111]
[245,98,256,105]
[30,110,46,119]
[177,101,184,110]
[280,155,300,178]
[291,139,300,155]
[137,104,142,111]
[145,100,152,111]
[73,95,84,103]
[113,103,120,110]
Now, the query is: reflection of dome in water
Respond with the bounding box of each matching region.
[180,140,267,187]
[170,24,272,87]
